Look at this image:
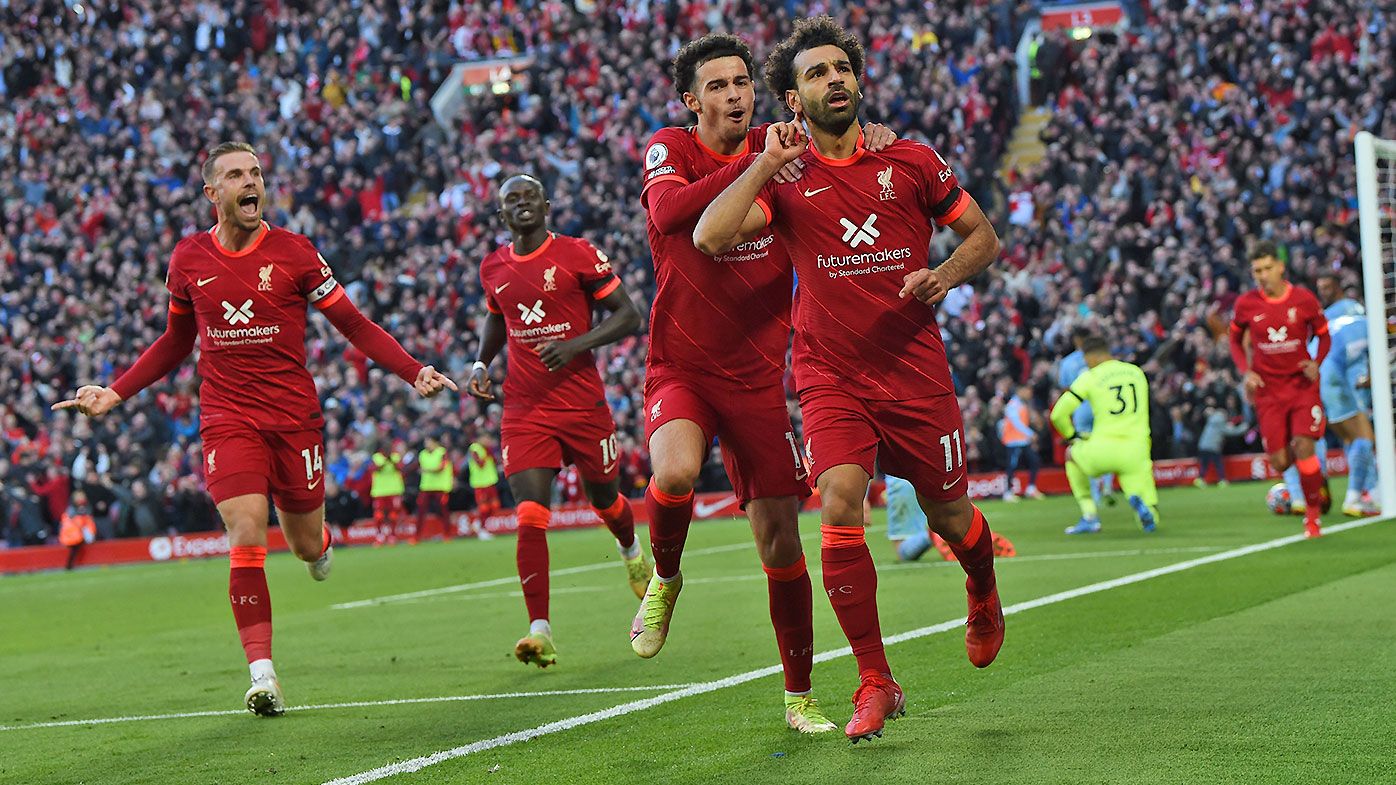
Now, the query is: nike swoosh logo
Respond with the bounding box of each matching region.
[603,462,618,474]
[520,572,537,585]
[693,495,737,518]
[942,475,964,491]
[306,477,321,490]
[196,276,218,286]
[495,283,510,294]
[1252,315,1264,322]
[802,186,833,197]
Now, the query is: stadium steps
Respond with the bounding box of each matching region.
[999,107,1052,178]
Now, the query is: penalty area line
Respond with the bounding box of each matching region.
[0,684,699,732]
[321,514,1391,785]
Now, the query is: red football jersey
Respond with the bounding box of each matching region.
[756,138,970,400]
[480,233,621,412]
[166,222,345,431]
[641,124,794,388]
[1230,284,1327,382]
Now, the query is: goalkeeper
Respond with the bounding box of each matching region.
[1049,333,1160,534]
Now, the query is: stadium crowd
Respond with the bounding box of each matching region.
[1,0,1390,544]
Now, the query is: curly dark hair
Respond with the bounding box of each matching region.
[670,33,755,98]
[762,15,866,104]
[1247,239,1280,262]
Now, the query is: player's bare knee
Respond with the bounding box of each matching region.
[651,465,697,497]
[819,492,863,527]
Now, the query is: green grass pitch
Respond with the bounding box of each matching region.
[3,480,1392,784]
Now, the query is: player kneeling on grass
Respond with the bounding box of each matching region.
[468,175,650,669]
[52,142,457,716]
[1048,334,1160,534]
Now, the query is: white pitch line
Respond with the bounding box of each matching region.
[321,515,1391,785]
[0,684,699,732]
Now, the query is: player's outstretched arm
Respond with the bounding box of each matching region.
[694,121,806,256]
[319,294,457,398]
[537,282,642,372]
[52,304,196,417]
[901,195,1001,305]
[469,311,507,401]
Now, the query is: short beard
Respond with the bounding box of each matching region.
[803,93,860,137]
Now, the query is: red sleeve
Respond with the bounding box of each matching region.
[644,154,762,235]
[917,143,968,226]
[294,238,344,307]
[480,257,502,313]
[1310,302,1331,364]
[164,248,193,314]
[572,240,622,299]
[319,294,424,383]
[1228,323,1250,374]
[640,129,692,198]
[110,306,197,399]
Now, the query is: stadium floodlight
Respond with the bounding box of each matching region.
[1354,131,1396,513]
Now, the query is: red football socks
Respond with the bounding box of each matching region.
[645,482,693,579]
[1296,455,1325,512]
[765,555,815,693]
[595,495,636,550]
[229,546,272,663]
[516,501,551,623]
[945,505,997,597]
[820,525,890,675]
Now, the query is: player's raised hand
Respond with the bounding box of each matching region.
[899,268,950,305]
[537,339,582,371]
[467,364,494,401]
[51,385,122,418]
[1299,359,1319,381]
[761,120,807,168]
[863,122,898,152]
[413,365,458,398]
[1242,370,1265,397]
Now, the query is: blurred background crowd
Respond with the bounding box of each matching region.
[2,0,1391,544]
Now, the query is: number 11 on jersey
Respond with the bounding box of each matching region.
[940,430,964,472]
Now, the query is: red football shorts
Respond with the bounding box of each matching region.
[472,484,500,512]
[799,386,968,502]
[501,405,620,483]
[201,425,324,513]
[644,373,810,505]
[372,495,402,518]
[1254,378,1325,454]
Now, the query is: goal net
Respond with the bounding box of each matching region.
[1354,131,1396,514]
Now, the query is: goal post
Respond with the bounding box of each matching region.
[1354,131,1396,514]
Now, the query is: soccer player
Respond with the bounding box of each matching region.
[467,174,649,669]
[51,142,456,716]
[1300,274,1378,516]
[633,32,894,734]
[694,17,1005,742]
[370,442,406,543]
[1048,333,1160,533]
[1228,241,1332,538]
[467,435,501,532]
[1058,325,1117,503]
[416,436,454,540]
